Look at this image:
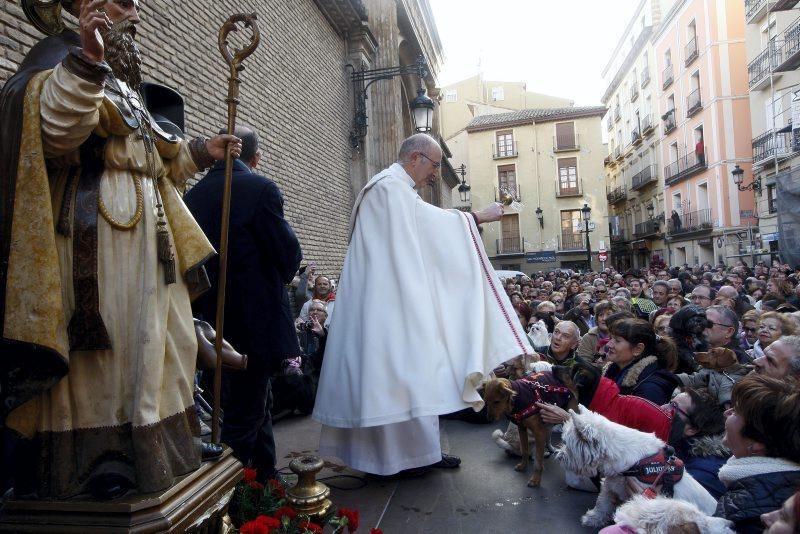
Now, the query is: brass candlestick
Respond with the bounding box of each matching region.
[285,456,332,518]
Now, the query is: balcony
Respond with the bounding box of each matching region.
[775,20,800,72]
[686,88,702,117]
[771,0,800,11]
[685,37,699,66]
[667,208,713,236]
[631,127,642,146]
[631,165,657,191]
[641,114,655,136]
[606,185,627,204]
[630,84,639,103]
[752,129,794,166]
[641,68,650,88]
[496,236,524,255]
[610,229,627,244]
[663,110,676,135]
[614,105,621,122]
[495,184,522,203]
[604,155,614,167]
[559,233,586,252]
[614,146,623,161]
[662,65,674,89]
[634,219,661,239]
[748,40,783,90]
[746,0,771,22]
[554,133,580,152]
[493,141,518,159]
[556,184,582,198]
[664,151,707,186]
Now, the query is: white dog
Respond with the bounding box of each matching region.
[527,319,550,348]
[556,406,717,528]
[612,496,734,534]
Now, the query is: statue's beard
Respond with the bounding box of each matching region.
[100,20,142,89]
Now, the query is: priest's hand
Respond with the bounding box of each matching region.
[474,202,504,224]
[206,135,242,161]
[80,0,112,64]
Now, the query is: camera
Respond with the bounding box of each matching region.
[302,320,314,331]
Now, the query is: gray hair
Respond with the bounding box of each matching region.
[777,335,800,376]
[653,280,670,292]
[615,288,631,299]
[611,296,632,312]
[707,305,739,331]
[556,320,581,342]
[398,134,440,163]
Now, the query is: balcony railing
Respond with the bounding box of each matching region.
[611,229,627,243]
[685,37,699,66]
[496,236,523,255]
[631,127,642,146]
[614,105,621,122]
[752,129,794,165]
[642,114,654,135]
[559,233,586,251]
[554,133,580,152]
[495,184,522,203]
[772,0,800,11]
[664,151,707,186]
[748,40,783,90]
[746,0,770,22]
[630,84,639,102]
[686,88,702,116]
[663,65,674,89]
[614,146,622,160]
[606,185,627,204]
[641,68,651,88]
[667,208,713,236]
[775,20,800,72]
[634,219,660,238]
[493,141,518,159]
[556,184,582,198]
[631,165,657,190]
[663,110,676,134]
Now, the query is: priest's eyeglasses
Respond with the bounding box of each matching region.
[418,153,441,169]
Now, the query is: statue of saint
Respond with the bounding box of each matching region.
[0,0,240,499]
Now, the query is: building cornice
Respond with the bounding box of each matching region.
[313,0,368,37]
[465,107,607,133]
[600,25,653,104]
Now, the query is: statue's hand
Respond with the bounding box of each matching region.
[206,135,242,161]
[80,0,112,64]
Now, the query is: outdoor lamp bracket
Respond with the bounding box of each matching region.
[456,164,471,203]
[732,164,761,194]
[349,55,434,150]
[535,206,544,228]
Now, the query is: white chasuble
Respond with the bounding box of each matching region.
[313,163,532,474]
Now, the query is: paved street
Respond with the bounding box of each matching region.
[274,415,598,533]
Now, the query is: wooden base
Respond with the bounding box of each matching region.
[0,448,242,533]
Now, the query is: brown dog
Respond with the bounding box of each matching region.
[484,367,578,487]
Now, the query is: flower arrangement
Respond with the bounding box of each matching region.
[231,468,382,534]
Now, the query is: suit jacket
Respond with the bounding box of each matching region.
[184,159,302,374]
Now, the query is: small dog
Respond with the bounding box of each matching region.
[611,496,734,534]
[556,406,717,528]
[484,366,578,487]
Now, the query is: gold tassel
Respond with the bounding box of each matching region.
[163,254,176,285]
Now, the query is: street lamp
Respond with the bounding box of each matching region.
[349,55,434,149]
[456,164,471,203]
[581,203,592,271]
[732,164,761,193]
[535,206,544,228]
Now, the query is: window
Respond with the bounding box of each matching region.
[498,164,517,194]
[768,184,777,213]
[445,90,457,102]
[500,214,521,253]
[496,130,515,157]
[560,210,583,248]
[557,157,579,196]
[491,86,505,101]
[555,122,576,150]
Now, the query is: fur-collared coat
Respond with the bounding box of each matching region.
[603,355,680,405]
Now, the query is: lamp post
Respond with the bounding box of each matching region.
[349,55,434,149]
[535,206,544,228]
[456,164,471,204]
[581,203,592,271]
[732,164,761,193]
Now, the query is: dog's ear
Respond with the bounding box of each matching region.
[570,409,599,444]
[499,378,515,398]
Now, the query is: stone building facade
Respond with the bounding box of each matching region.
[1,0,450,278]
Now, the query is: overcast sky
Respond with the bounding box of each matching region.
[428,0,641,106]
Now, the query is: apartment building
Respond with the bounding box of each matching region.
[745,0,800,263]
[602,0,673,271]
[462,107,609,273]
[655,0,755,267]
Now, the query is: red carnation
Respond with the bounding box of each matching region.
[268,479,286,498]
[337,507,360,532]
[298,520,323,534]
[255,515,281,529]
[246,480,264,491]
[243,467,258,482]
[239,519,269,534]
[273,506,297,521]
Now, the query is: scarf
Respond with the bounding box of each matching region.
[718,456,800,487]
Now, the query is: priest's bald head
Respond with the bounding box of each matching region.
[398,134,442,189]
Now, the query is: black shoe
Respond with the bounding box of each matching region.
[201,442,224,461]
[430,453,461,469]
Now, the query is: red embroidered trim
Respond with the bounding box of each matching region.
[462,212,527,354]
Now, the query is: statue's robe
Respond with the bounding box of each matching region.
[0,32,214,498]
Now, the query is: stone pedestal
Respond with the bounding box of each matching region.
[0,448,242,533]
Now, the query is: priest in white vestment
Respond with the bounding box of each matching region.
[313,134,534,475]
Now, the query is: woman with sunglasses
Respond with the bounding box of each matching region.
[739,309,760,351]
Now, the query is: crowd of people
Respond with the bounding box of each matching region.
[496,261,800,533]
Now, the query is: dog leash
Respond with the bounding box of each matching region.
[622,446,684,499]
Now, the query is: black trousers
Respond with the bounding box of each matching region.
[221,370,276,480]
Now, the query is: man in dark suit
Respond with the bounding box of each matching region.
[184,126,302,481]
